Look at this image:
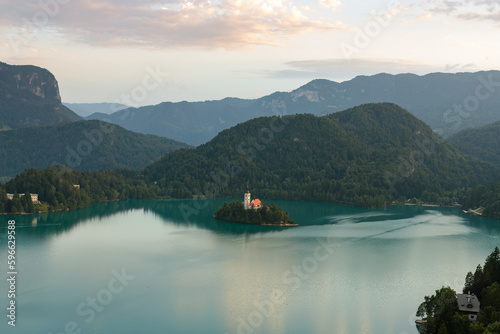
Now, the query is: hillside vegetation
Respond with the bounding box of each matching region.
[448,120,500,166]
[2,103,499,215]
[144,103,500,207]
[0,166,158,213]
[0,120,190,177]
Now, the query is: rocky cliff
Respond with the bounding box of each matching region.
[0,61,80,130]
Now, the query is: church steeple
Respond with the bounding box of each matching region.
[244,189,251,210]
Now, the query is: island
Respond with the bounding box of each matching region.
[214,191,297,226]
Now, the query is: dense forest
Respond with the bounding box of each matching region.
[459,182,500,220]
[0,120,191,177]
[0,166,159,213]
[144,103,500,208]
[448,120,500,166]
[417,247,500,334]
[214,200,295,225]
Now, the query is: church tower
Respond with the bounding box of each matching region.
[244,190,251,210]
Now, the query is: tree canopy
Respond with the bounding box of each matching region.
[417,247,500,334]
[214,200,295,225]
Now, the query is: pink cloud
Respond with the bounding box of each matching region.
[0,0,346,49]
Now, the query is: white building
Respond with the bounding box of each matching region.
[243,190,262,210]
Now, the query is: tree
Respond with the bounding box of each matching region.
[464,271,475,294]
[11,192,23,213]
[471,265,487,298]
[482,283,500,310]
[484,247,500,285]
[478,306,500,325]
[22,191,35,213]
[485,321,500,334]
[417,287,461,334]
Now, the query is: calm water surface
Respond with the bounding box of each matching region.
[1,199,500,334]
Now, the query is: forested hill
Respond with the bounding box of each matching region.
[144,103,500,207]
[448,120,500,166]
[0,120,191,178]
[0,61,81,130]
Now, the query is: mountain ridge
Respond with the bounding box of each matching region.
[63,102,129,117]
[88,71,500,145]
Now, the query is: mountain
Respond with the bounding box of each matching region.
[64,102,129,117]
[0,120,191,178]
[143,103,500,207]
[0,61,81,130]
[447,120,500,165]
[87,98,255,145]
[88,71,500,146]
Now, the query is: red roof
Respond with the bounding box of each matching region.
[253,199,261,206]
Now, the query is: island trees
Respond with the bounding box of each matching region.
[214,200,295,225]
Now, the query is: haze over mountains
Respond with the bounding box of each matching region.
[63,102,128,117]
[88,71,500,146]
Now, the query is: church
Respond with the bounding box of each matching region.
[243,190,261,210]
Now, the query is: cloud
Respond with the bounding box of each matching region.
[456,11,500,22]
[418,12,433,20]
[265,58,442,80]
[444,35,477,49]
[425,0,500,23]
[0,0,347,49]
[318,0,342,12]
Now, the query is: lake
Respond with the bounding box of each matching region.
[1,199,500,334]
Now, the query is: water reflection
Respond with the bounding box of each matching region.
[2,200,500,240]
[1,200,500,334]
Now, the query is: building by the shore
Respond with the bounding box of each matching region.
[457,292,480,322]
[6,193,39,204]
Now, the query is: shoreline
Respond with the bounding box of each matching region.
[214,217,298,227]
[0,198,492,221]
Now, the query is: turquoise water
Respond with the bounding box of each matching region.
[1,199,500,334]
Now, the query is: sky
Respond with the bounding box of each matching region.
[1,0,499,106]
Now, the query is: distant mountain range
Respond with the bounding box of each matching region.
[0,120,191,178]
[448,120,500,166]
[63,102,129,117]
[144,103,500,206]
[88,71,500,146]
[87,98,255,146]
[0,61,81,130]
